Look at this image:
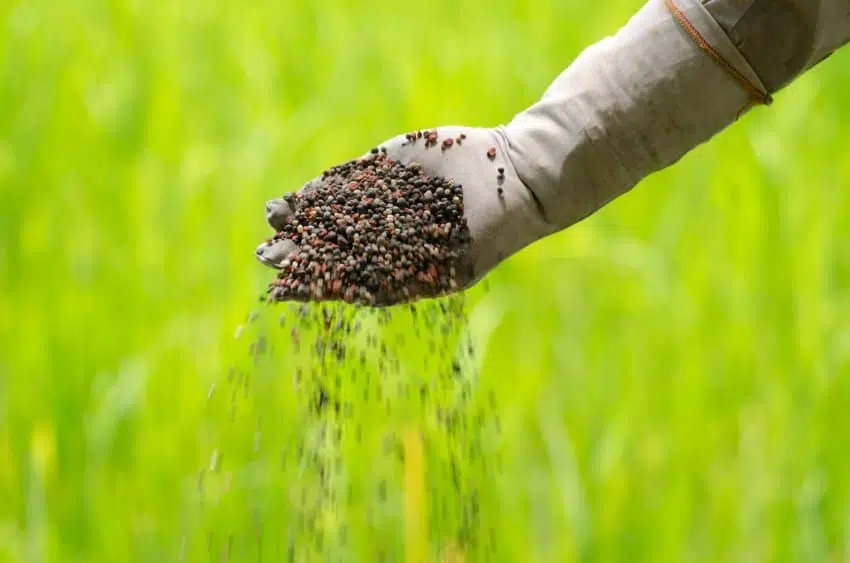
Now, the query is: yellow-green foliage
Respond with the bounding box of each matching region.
[3,0,850,561]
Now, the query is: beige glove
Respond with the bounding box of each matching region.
[258,126,554,296]
[256,0,850,303]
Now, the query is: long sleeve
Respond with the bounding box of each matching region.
[501,0,850,230]
[702,0,850,92]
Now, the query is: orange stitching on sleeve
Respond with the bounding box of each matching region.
[664,0,773,107]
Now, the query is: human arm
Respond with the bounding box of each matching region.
[256,0,850,305]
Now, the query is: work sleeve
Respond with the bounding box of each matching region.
[502,0,850,230]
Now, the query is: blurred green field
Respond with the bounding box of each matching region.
[4,0,850,561]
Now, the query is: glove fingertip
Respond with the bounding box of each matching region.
[255,238,298,269]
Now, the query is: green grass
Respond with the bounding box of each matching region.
[4,0,850,560]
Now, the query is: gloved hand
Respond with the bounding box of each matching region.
[256,0,850,305]
[256,126,556,300]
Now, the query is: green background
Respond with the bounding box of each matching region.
[3,0,850,561]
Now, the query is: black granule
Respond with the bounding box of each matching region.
[425,131,439,148]
[265,153,472,306]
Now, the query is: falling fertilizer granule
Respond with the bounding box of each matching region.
[201,297,501,562]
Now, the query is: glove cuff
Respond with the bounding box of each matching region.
[668,0,771,104]
[501,0,765,232]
